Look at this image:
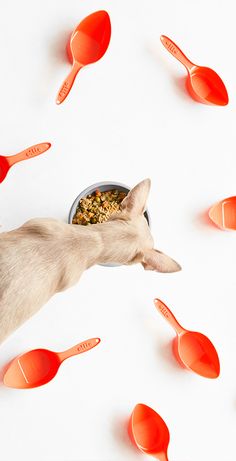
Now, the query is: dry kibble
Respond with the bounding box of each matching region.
[72,189,127,225]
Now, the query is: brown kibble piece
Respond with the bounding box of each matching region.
[72,189,127,225]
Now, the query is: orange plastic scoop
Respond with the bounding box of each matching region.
[56,10,111,104]
[160,35,228,106]
[154,299,220,379]
[129,403,170,461]
[209,197,236,230]
[0,142,51,183]
[3,338,100,389]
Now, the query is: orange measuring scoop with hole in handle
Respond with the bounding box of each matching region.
[3,338,100,389]
[56,10,111,105]
[160,35,228,106]
[129,403,170,461]
[154,299,220,379]
[0,142,51,183]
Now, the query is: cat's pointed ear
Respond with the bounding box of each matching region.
[141,249,181,273]
[120,179,151,216]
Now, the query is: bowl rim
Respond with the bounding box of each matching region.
[68,180,151,226]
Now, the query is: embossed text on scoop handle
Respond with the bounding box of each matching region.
[56,62,82,105]
[5,143,51,167]
[160,35,194,71]
[154,299,185,334]
[58,338,101,362]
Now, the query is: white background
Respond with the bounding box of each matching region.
[0,0,236,460]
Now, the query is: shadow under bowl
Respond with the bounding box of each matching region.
[68,181,151,267]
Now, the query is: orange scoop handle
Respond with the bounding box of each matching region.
[160,35,194,71]
[56,62,82,104]
[154,299,184,334]
[5,142,51,167]
[58,337,100,362]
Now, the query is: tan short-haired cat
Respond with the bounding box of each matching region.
[0,179,181,343]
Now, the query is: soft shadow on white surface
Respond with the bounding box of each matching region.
[111,415,137,454]
[196,209,216,229]
[156,337,182,373]
[49,29,71,65]
[146,41,191,104]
